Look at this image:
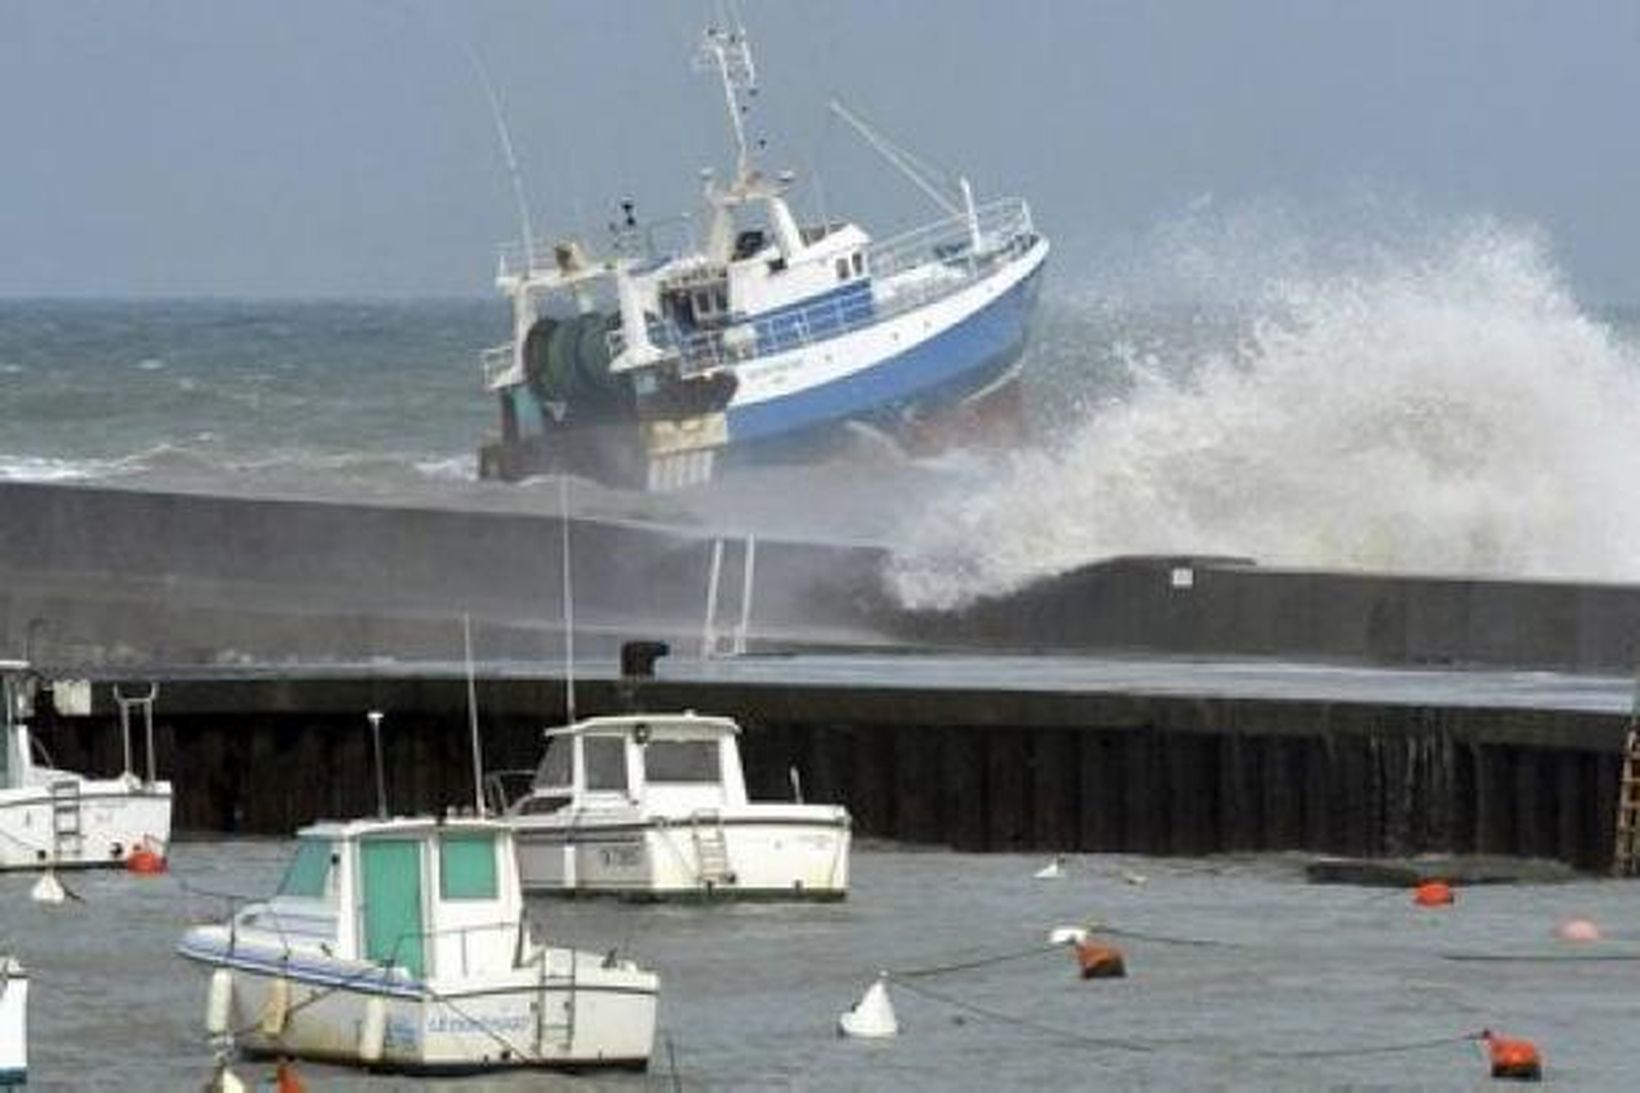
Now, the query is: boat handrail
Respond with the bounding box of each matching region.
[607,196,1037,377]
[480,343,515,388]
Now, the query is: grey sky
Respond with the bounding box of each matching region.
[4,1,1640,300]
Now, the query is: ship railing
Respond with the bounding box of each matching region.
[607,197,1038,377]
[497,216,695,280]
[480,343,516,388]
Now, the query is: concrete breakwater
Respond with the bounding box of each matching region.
[27,670,1630,870]
[6,480,1640,672]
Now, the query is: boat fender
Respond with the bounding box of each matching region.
[358,996,387,1062]
[838,974,898,1039]
[1074,941,1127,979]
[1412,880,1454,907]
[1481,1030,1543,1081]
[274,1058,306,1093]
[259,976,290,1036]
[205,969,234,1036]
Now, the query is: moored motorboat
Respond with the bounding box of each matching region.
[499,712,851,899]
[177,816,657,1073]
[0,661,172,871]
[0,957,23,1087]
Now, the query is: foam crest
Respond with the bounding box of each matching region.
[890,220,1640,609]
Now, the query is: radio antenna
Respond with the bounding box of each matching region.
[462,38,538,272]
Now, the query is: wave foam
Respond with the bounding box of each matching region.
[890,219,1640,608]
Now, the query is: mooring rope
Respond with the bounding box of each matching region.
[890,942,1066,979]
[887,976,1157,1055]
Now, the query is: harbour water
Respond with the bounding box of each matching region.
[6,842,1640,1089]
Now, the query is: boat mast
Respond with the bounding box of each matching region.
[700,21,759,184]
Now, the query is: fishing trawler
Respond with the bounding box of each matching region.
[177,816,658,1073]
[476,19,1049,490]
[0,661,172,871]
[498,712,851,900]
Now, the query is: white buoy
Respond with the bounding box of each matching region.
[1048,925,1089,946]
[1121,871,1148,887]
[204,969,234,1036]
[1034,855,1066,880]
[29,872,64,906]
[838,975,898,1039]
[358,995,387,1062]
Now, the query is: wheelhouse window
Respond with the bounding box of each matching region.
[643,739,721,784]
[533,739,571,790]
[278,838,334,899]
[851,252,865,276]
[835,257,850,281]
[583,735,629,793]
[439,833,499,900]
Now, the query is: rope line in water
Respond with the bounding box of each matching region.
[1243,1031,1481,1060]
[891,943,1065,979]
[888,976,1156,1055]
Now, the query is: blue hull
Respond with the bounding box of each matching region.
[728,261,1045,449]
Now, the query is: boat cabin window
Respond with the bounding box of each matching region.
[734,229,767,260]
[278,838,335,899]
[852,252,865,276]
[439,832,499,901]
[835,257,850,282]
[519,793,571,815]
[643,739,721,784]
[583,735,629,793]
[534,739,572,790]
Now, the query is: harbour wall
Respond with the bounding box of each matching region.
[5,481,1640,672]
[29,673,1630,870]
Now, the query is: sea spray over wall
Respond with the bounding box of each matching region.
[889,219,1640,609]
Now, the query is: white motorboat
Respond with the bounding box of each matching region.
[0,661,172,871]
[500,712,851,899]
[177,816,657,1073]
[0,957,23,1087]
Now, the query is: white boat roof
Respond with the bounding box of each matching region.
[0,659,30,672]
[543,711,742,740]
[297,815,511,841]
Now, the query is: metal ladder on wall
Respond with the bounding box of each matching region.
[49,779,83,862]
[690,811,733,886]
[1614,725,1640,876]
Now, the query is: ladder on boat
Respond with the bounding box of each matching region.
[1614,727,1640,876]
[690,812,733,886]
[49,779,83,862]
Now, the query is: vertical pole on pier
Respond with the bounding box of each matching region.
[368,710,387,819]
[703,538,725,658]
[464,613,486,818]
[733,535,757,656]
[559,475,577,725]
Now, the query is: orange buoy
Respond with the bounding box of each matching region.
[1074,940,1127,979]
[1412,880,1454,907]
[126,838,167,875]
[1481,1030,1542,1081]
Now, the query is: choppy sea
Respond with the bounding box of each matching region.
[5,217,1640,606]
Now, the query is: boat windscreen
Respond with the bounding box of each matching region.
[533,738,571,789]
[583,736,629,793]
[278,838,335,899]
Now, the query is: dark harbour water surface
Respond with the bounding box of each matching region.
[6,842,1640,1089]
